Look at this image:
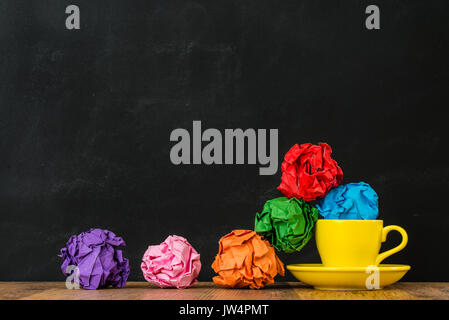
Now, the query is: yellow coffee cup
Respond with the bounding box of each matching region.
[315,220,408,267]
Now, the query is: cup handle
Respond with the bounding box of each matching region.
[375,225,408,265]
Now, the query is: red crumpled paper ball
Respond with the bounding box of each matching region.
[278,143,343,201]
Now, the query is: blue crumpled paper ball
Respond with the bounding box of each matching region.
[59,228,130,289]
[317,182,379,220]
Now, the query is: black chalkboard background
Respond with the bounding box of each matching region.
[1,0,448,283]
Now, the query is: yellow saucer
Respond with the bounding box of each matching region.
[287,264,410,291]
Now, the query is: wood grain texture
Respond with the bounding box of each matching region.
[1,282,448,300]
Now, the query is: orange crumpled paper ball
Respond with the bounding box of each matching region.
[211,230,285,289]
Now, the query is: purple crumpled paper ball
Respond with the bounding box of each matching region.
[58,228,130,290]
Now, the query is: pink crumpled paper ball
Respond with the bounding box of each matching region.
[140,235,201,288]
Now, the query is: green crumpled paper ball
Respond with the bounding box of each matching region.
[254,197,319,253]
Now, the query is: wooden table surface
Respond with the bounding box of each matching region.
[1,282,448,300]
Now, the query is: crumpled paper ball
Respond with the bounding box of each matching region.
[278,143,343,201]
[255,197,319,253]
[211,230,285,289]
[317,182,379,220]
[141,235,201,289]
[58,228,130,290]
